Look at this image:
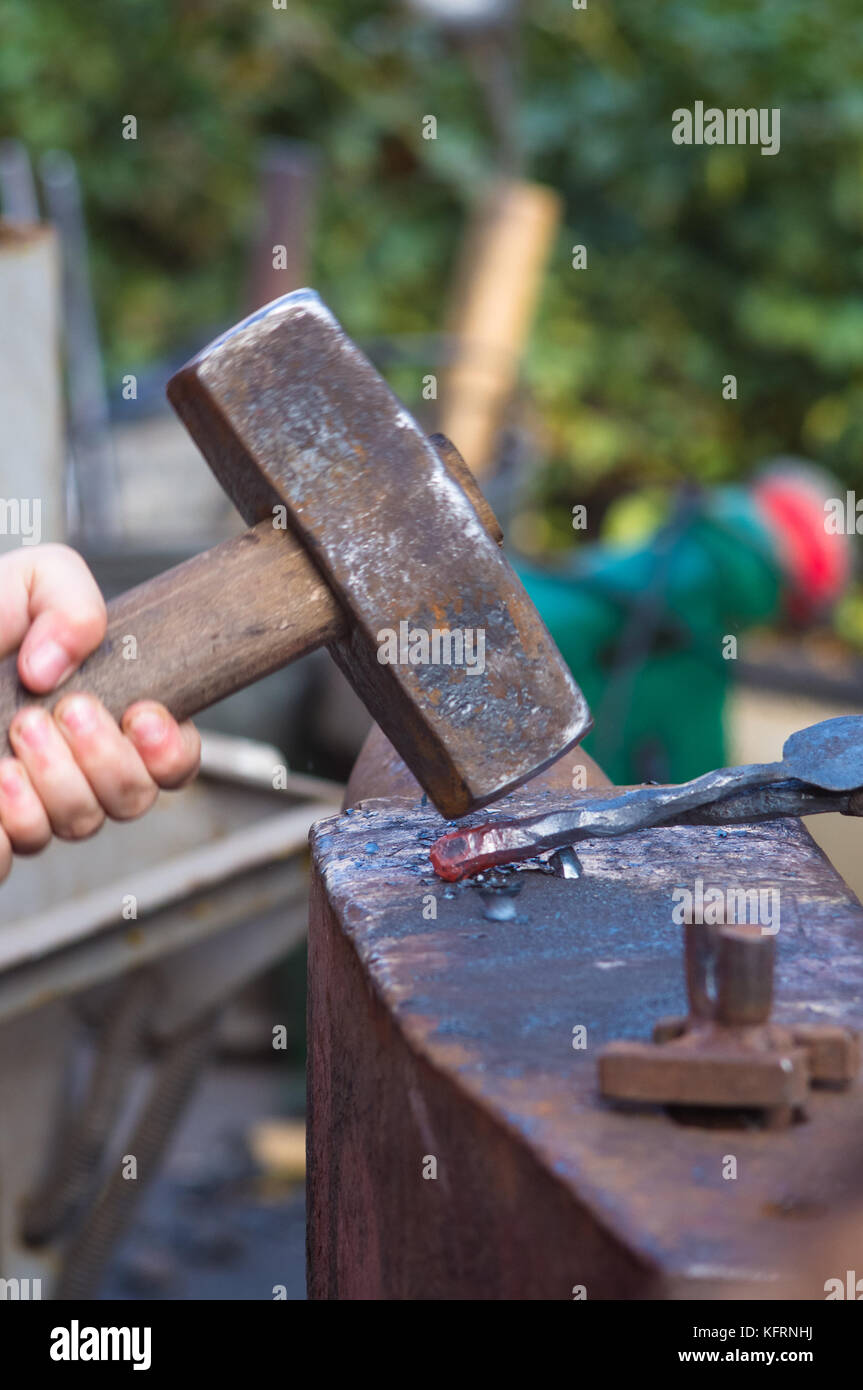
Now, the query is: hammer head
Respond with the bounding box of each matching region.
[168,290,590,816]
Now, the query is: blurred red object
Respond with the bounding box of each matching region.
[752,460,852,624]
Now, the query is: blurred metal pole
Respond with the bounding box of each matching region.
[0,221,65,549]
[407,0,553,481]
[40,150,120,543]
[0,140,39,222]
[246,139,319,312]
[405,0,521,174]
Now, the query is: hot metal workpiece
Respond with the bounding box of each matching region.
[430,716,863,879]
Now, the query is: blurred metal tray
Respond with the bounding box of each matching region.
[0,731,342,1024]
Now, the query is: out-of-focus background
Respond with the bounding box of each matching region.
[1,0,862,1299]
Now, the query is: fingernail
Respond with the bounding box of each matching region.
[25,640,73,689]
[127,709,168,749]
[58,695,101,736]
[0,761,25,798]
[14,709,50,751]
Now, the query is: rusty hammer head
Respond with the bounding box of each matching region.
[168,290,590,817]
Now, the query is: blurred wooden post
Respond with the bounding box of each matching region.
[0,221,64,551]
[437,180,561,479]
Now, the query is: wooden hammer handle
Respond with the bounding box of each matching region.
[0,520,346,753]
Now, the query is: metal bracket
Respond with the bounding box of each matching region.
[599,923,860,1127]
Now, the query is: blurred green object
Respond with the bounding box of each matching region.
[835,586,863,652]
[517,487,782,784]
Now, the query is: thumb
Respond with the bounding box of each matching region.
[0,545,107,694]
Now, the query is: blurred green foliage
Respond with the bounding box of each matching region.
[2,0,862,540]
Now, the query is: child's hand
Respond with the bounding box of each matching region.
[0,545,200,880]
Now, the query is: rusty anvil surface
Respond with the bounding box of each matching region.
[307,789,863,1300]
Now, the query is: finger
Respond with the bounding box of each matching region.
[122,705,201,789]
[0,545,107,691]
[9,707,105,841]
[0,822,11,884]
[54,695,158,822]
[0,758,52,854]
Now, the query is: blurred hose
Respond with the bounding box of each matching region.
[22,969,156,1245]
[55,1010,220,1301]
